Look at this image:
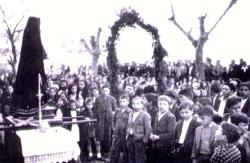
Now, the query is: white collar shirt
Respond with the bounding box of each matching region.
[178,117,192,144]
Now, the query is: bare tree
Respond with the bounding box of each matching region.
[169,0,238,80]
[80,27,105,78]
[0,4,24,79]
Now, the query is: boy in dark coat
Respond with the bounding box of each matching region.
[150,95,176,163]
[94,85,116,154]
[110,94,132,163]
[174,100,200,163]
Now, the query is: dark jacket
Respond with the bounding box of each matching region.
[175,118,200,156]
[113,107,133,137]
[242,98,250,117]
[152,111,176,151]
[126,110,152,143]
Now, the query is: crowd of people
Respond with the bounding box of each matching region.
[1,58,250,163]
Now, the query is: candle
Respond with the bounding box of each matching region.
[38,73,42,122]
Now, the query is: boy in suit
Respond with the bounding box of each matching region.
[110,94,133,163]
[94,85,116,154]
[192,105,218,163]
[126,96,152,163]
[174,100,200,163]
[150,95,176,163]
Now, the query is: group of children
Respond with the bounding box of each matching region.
[2,70,250,163]
[75,84,250,163]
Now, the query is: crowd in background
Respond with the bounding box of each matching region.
[1,58,250,163]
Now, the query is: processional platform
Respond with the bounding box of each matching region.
[5,126,80,163]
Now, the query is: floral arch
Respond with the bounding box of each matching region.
[106,9,168,95]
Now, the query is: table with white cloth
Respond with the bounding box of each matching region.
[5,126,80,163]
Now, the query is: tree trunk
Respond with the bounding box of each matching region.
[10,62,16,79]
[92,53,99,79]
[10,40,17,78]
[195,39,205,80]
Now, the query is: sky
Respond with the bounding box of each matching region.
[0,0,250,71]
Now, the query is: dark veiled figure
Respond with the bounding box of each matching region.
[12,17,47,117]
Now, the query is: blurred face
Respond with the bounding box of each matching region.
[47,80,53,87]
[68,78,74,85]
[158,100,169,113]
[60,81,67,88]
[78,81,85,90]
[70,102,77,109]
[132,99,143,112]
[192,81,200,89]
[222,85,231,97]
[91,88,99,97]
[238,122,249,133]
[120,98,129,108]
[102,87,110,96]
[197,115,212,127]
[6,86,13,95]
[179,95,189,103]
[180,108,193,120]
[49,88,56,97]
[229,103,242,114]
[86,102,93,109]
[57,98,64,106]
[125,86,135,96]
[71,85,78,94]
[239,86,250,99]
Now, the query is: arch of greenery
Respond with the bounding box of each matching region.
[106,9,168,95]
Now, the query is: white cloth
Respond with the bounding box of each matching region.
[16,127,80,163]
[70,110,80,142]
[178,118,192,144]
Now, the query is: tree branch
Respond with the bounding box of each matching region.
[12,15,24,36]
[80,38,91,53]
[95,27,101,49]
[7,55,13,64]
[208,0,238,35]
[169,0,198,47]
[199,14,207,34]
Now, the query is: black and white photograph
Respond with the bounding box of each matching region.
[0,0,250,162]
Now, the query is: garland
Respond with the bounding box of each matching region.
[106,8,168,95]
